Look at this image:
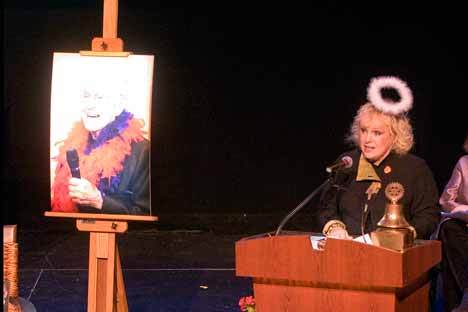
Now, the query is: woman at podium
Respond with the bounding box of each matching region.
[317,76,440,241]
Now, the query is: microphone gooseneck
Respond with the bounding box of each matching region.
[275,178,332,236]
[275,155,354,236]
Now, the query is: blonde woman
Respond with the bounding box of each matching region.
[318,77,439,240]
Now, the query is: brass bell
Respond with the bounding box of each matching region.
[371,182,414,251]
[377,182,411,228]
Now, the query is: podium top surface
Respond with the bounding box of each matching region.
[235,233,441,288]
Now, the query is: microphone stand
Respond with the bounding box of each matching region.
[275,177,332,236]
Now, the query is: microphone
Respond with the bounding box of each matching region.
[66,149,81,178]
[326,156,353,173]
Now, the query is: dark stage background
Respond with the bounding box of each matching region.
[3,1,467,232]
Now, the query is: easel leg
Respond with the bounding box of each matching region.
[115,246,128,311]
[88,232,128,312]
[77,220,129,312]
[88,232,117,312]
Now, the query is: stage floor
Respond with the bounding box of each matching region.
[15,219,255,312]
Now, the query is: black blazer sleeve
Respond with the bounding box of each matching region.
[407,160,440,239]
[101,140,150,215]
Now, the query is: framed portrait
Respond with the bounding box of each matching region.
[49,52,154,219]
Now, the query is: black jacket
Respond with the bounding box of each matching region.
[317,149,440,239]
[79,139,150,215]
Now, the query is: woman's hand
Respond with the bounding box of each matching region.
[317,227,352,250]
[68,177,103,209]
[326,227,352,239]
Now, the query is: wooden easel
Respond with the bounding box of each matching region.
[46,1,157,311]
[46,213,156,312]
[76,214,156,312]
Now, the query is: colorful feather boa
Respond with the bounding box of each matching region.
[51,111,146,212]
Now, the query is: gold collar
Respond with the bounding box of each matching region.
[356,154,382,200]
[356,154,381,182]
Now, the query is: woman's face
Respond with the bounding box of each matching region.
[80,87,121,134]
[358,113,395,163]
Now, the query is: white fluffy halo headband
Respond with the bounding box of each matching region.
[367,76,413,115]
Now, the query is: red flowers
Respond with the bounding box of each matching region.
[238,296,255,312]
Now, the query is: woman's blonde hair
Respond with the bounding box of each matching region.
[346,103,414,155]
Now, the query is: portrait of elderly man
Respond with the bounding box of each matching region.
[50,56,152,216]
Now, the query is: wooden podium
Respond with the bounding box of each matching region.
[235,233,441,312]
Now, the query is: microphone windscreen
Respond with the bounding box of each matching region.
[342,156,353,169]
